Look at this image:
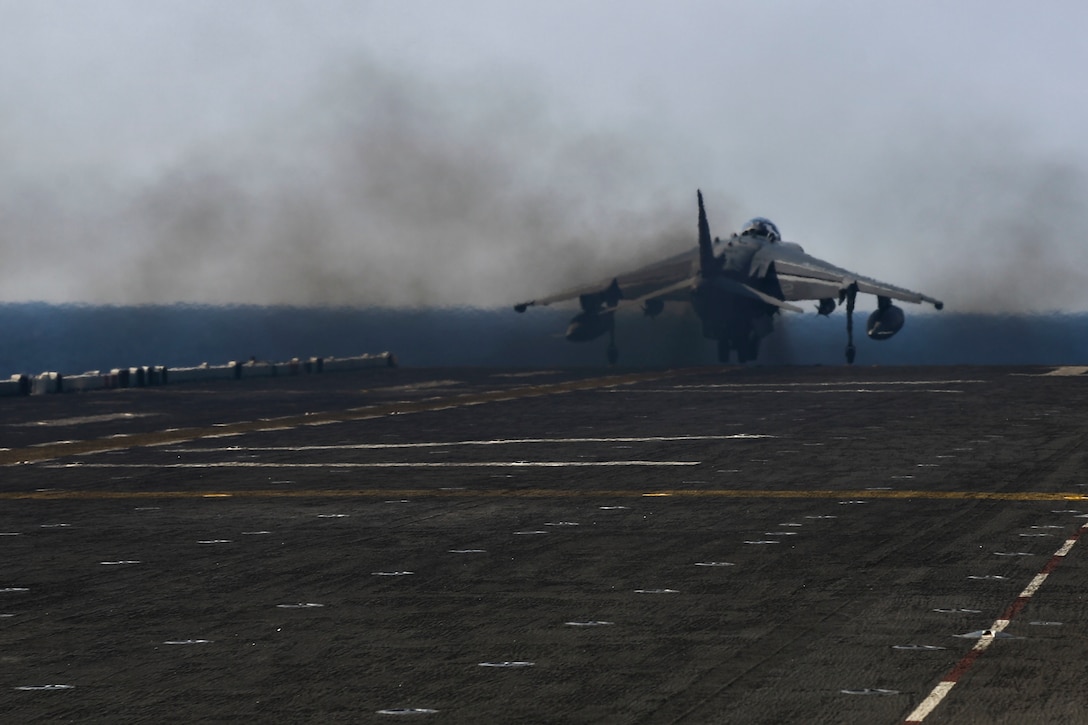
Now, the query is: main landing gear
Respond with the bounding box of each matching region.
[842,282,858,365]
[715,331,760,364]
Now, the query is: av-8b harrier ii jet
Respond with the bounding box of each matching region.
[514,191,943,364]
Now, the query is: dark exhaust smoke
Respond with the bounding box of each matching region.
[0,61,694,309]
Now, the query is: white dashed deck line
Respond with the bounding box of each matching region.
[1040,366,1088,376]
[904,522,1088,724]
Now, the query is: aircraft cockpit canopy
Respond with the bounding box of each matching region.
[740,217,781,242]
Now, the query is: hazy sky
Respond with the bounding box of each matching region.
[2,1,1087,311]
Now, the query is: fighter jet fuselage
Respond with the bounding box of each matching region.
[514,191,943,364]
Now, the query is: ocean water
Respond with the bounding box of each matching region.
[1,302,1086,377]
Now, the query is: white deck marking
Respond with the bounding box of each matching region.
[49,460,700,469]
[904,522,1088,723]
[1018,573,1049,598]
[1054,538,1076,557]
[1040,366,1088,376]
[11,412,155,428]
[906,681,957,721]
[628,387,967,395]
[166,434,772,453]
[364,380,460,392]
[633,379,984,391]
[1,369,707,466]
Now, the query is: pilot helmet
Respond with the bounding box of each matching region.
[740,217,781,242]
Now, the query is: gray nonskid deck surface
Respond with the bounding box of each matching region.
[2,366,1087,724]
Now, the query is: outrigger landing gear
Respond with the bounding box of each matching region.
[606,326,619,365]
[842,282,858,365]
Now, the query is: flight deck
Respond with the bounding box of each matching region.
[2,365,1087,724]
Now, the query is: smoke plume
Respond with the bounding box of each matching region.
[0,62,694,308]
[3,2,1088,324]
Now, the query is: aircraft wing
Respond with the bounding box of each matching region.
[752,245,944,309]
[514,248,698,311]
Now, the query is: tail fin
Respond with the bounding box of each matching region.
[697,190,714,277]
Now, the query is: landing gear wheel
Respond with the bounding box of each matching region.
[737,333,759,364]
[717,339,731,364]
[606,342,619,366]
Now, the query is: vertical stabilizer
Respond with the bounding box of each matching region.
[697,190,714,277]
